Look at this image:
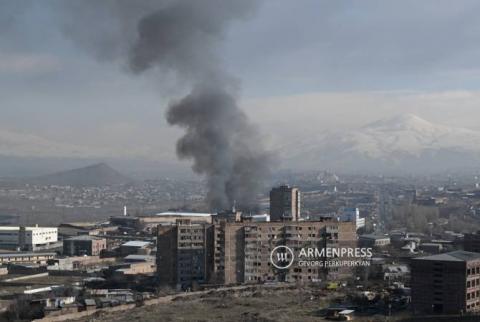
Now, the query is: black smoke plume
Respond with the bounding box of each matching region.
[54,0,271,210]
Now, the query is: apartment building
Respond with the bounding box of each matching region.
[270,185,301,221]
[157,219,213,289]
[411,251,480,315]
[213,219,357,285]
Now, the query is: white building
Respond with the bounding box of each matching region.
[338,207,365,230]
[0,226,58,251]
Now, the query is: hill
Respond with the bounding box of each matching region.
[31,163,131,186]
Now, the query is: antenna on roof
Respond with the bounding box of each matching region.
[123,206,127,217]
[232,200,236,213]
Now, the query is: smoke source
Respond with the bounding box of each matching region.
[54,0,271,210]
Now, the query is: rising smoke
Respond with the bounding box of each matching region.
[54,0,271,210]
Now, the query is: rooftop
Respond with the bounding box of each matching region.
[155,211,212,217]
[415,250,480,262]
[64,235,105,241]
[121,241,151,248]
[0,252,56,258]
[360,234,390,240]
[0,226,57,231]
[124,254,155,262]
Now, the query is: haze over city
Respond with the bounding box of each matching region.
[2,1,480,177]
[3,1,480,322]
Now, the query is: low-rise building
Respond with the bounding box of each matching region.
[123,254,155,263]
[63,235,107,256]
[58,222,117,238]
[0,226,58,251]
[359,234,390,248]
[419,243,443,254]
[113,262,156,276]
[119,240,153,256]
[0,252,55,264]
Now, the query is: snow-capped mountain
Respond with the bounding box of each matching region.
[279,114,480,174]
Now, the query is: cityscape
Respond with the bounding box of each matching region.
[2,1,480,322]
[0,167,480,321]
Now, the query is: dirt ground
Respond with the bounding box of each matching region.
[73,287,407,322]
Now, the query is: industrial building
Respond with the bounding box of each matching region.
[269,185,301,221]
[0,226,58,251]
[411,251,480,315]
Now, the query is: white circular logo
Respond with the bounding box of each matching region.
[270,245,295,269]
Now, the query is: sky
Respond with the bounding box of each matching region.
[2,0,480,164]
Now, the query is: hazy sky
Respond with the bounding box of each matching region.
[2,0,480,161]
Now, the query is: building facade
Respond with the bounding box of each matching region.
[63,235,107,256]
[269,185,301,221]
[411,251,480,315]
[0,226,58,251]
[0,252,55,264]
[359,234,390,248]
[156,219,213,289]
[213,220,357,285]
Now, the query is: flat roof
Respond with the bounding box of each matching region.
[0,252,56,258]
[0,226,57,231]
[155,212,212,217]
[64,235,105,241]
[124,254,155,261]
[360,234,390,240]
[121,241,151,247]
[415,250,480,262]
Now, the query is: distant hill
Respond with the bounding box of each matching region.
[32,163,131,186]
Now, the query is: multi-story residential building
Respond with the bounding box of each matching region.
[411,251,480,315]
[269,185,301,221]
[157,219,213,289]
[213,219,357,285]
[0,226,58,251]
[63,235,107,256]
